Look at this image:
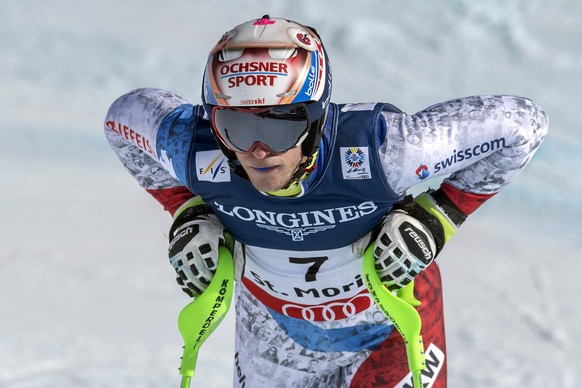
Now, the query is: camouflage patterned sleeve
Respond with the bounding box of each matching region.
[379,95,549,197]
[104,88,196,214]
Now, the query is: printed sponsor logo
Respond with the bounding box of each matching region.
[296,33,312,46]
[251,270,364,301]
[290,27,318,51]
[244,277,372,321]
[168,226,193,253]
[220,62,289,75]
[292,273,364,298]
[396,343,445,388]
[416,164,430,180]
[234,351,247,387]
[220,61,288,88]
[196,150,230,182]
[341,147,372,180]
[401,223,432,263]
[297,48,323,100]
[257,224,334,241]
[192,279,231,350]
[106,121,154,155]
[282,291,373,321]
[434,137,506,173]
[239,98,265,105]
[305,65,317,97]
[214,201,378,241]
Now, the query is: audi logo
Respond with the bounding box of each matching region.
[281,293,374,321]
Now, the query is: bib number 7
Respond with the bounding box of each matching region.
[289,256,329,282]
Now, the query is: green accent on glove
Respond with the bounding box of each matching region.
[362,244,425,385]
[178,246,234,384]
[174,196,207,220]
[414,193,457,244]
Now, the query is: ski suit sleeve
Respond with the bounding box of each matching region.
[379,95,548,215]
[104,88,196,215]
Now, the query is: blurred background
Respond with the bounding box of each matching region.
[1,0,580,386]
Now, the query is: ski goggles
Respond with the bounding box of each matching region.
[211,103,315,153]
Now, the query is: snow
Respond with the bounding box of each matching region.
[1,0,580,387]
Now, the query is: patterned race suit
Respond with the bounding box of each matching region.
[105,88,547,387]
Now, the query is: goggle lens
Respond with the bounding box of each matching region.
[212,104,311,153]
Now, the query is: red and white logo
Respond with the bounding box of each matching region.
[211,48,308,106]
[395,343,445,388]
[243,279,373,322]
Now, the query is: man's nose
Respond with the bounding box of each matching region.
[248,142,273,159]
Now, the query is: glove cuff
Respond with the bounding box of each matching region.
[431,188,467,227]
[173,196,208,220]
[395,195,446,253]
[169,197,214,240]
[414,190,463,244]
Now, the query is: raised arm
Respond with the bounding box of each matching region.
[368,95,548,290]
[379,95,548,213]
[104,88,195,215]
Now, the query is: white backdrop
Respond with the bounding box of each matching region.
[1,1,580,387]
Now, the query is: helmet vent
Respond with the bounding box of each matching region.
[218,48,244,62]
[276,91,297,98]
[269,47,298,60]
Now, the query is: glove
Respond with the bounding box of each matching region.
[168,197,232,297]
[356,189,466,291]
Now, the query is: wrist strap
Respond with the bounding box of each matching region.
[396,195,446,253]
[430,188,467,227]
[414,192,458,244]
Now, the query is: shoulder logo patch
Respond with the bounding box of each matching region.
[196,150,231,182]
[341,147,372,180]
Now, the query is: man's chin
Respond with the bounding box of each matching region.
[250,179,286,193]
[247,172,287,192]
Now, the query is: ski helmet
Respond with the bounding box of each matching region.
[202,15,332,164]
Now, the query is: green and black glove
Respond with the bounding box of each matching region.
[168,197,231,297]
[371,189,466,290]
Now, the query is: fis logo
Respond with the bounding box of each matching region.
[341,147,371,179]
[196,150,230,182]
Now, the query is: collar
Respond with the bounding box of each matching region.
[266,150,319,197]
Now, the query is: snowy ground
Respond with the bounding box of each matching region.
[1,1,581,387]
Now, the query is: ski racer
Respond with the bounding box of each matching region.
[104,15,548,387]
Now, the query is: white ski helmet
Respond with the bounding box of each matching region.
[202,15,332,163]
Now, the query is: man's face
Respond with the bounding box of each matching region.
[235,142,306,192]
